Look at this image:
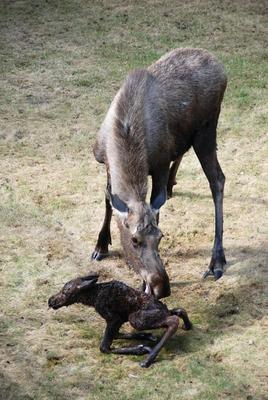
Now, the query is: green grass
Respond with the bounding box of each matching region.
[0,1,267,399]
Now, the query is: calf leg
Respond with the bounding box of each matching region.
[92,176,112,261]
[140,315,179,368]
[193,127,226,280]
[109,309,165,357]
[111,344,152,356]
[111,314,179,365]
[170,307,192,330]
[99,318,123,353]
[115,332,158,342]
[167,156,183,199]
[129,310,180,367]
[107,308,184,367]
[100,319,152,356]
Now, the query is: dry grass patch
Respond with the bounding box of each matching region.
[0,1,267,399]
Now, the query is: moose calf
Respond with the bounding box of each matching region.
[48,273,192,368]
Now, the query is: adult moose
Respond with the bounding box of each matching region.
[92,48,227,299]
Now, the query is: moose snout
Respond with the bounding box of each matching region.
[144,270,170,299]
[140,249,171,299]
[153,276,171,299]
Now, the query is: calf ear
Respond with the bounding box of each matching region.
[150,188,167,211]
[109,193,128,214]
[81,273,99,281]
[77,277,99,290]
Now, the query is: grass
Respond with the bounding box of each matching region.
[0,0,267,399]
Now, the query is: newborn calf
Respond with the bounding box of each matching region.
[48,273,192,368]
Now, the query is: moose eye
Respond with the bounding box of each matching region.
[63,283,73,294]
[131,237,140,247]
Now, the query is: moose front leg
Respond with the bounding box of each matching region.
[150,167,169,224]
[92,176,112,261]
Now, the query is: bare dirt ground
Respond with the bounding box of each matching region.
[0,1,267,399]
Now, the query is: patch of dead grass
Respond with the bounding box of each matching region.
[0,1,267,399]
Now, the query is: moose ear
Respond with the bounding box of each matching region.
[150,187,167,211]
[109,193,128,214]
[77,276,99,291]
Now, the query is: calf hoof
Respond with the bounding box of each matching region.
[136,344,152,355]
[91,250,109,261]
[182,321,193,331]
[141,333,158,342]
[100,346,110,354]
[140,358,153,368]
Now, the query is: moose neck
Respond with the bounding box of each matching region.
[106,71,150,205]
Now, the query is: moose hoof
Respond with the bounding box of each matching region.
[204,254,226,280]
[91,250,109,261]
[202,268,224,280]
[202,269,214,279]
[214,269,223,280]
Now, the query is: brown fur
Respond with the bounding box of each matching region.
[92,48,227,295]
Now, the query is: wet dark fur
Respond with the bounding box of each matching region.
[48,274,192,368]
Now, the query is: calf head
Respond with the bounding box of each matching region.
[48,273,99,309]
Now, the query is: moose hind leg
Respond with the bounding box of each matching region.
[193,138,226,280]
[167,156,183,199]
